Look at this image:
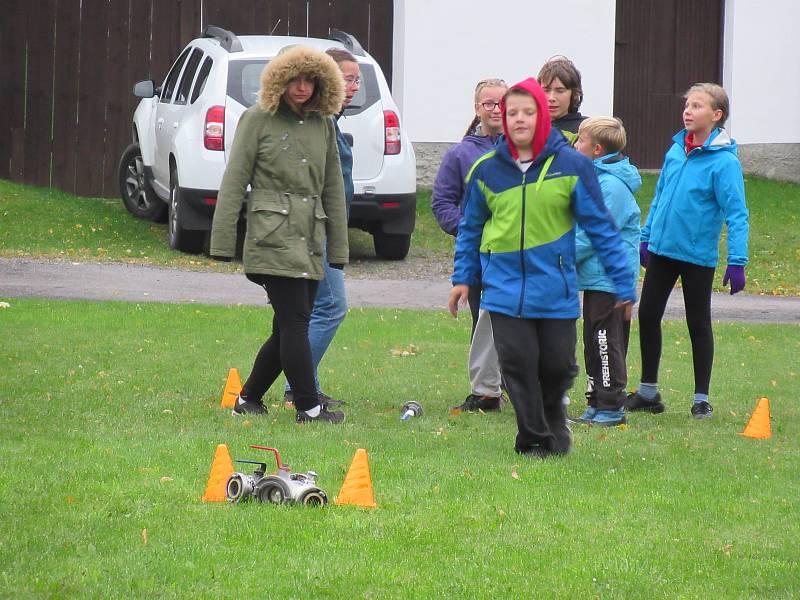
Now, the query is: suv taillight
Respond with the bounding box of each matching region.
[204,105,225,151]
[384,110,401,155]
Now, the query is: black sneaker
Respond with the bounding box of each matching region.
[232,396,267,416]
[284,391,345,409]
[318,392,345,407]
[518,445,551,459]
[451,394,504,413]
[624,391,665,414]
[295,406,345,424]
[690,400,713,419]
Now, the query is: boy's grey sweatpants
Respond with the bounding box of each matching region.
[468,309,503,397]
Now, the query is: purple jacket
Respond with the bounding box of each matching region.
[432,134,498,235]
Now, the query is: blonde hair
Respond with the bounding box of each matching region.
[464,78,507,136]
[684,83,729,126]
[578,117,627,154]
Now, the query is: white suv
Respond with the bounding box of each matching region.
[119,26,416,259]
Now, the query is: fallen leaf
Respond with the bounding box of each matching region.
[722,543,733,556]
[66,496,75,505]
[511,467,520,480]
[159,477,173,483]
[162,409,173,414]
[142,528,148,545]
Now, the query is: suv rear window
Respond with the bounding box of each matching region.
[226,59,380,113]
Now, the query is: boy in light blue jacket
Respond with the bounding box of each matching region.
[573,117,641,426]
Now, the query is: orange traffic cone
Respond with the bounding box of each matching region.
[334,448,377,508]
[220,368,242,409]
[739,397,772,439]
[202,444,235,502]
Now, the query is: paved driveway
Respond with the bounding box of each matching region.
[1,258,798,323]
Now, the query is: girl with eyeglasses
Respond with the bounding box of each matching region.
[433,78,509,414]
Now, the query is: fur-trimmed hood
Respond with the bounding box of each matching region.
[258,45,345,116]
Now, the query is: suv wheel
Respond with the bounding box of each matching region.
[373,231,411,261]
[169,168,206,254]
[118,143,167,222]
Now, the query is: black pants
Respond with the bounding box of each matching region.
[467,281,482,338]
[638,253,715,395]
[241,274,320,411]
[490,313,576,453]
[582,290,630,411]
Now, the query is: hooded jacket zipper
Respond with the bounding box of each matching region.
[517,171,528,317]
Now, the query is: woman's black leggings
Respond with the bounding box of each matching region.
[241,274,320,411]
[638,253,715,395]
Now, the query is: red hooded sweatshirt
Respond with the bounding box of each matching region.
[500,77,552,162]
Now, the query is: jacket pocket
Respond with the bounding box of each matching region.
[250,190,290,248]
[312,195,327,255]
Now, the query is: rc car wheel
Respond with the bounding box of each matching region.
[118,143,167,222]
[256,477,290,504]
[169,167,206,254]
[226,473,256,503]
[373,231,411,261]
[298,489,328,506]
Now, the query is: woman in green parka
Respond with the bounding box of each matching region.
[210,45,348,423]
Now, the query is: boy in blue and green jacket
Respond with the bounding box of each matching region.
[448,78,636,458]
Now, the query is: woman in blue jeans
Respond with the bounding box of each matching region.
[284,47,360,407]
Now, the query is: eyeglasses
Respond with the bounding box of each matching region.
[344,76,361,87]
[480,101,501,111]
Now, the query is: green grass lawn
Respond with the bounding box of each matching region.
[1,299,797,598]
[2,176,798,294]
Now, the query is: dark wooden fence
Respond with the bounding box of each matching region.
[0,0,394,198]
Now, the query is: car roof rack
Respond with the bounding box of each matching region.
[202,25,243,53]
[329,29,365,57]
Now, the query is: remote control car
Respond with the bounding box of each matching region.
[226,445,328,506]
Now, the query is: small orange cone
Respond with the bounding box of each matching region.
[220,368,242,409]
[334,448,377,508]
[739,397,772,439]
[201,444,235,502]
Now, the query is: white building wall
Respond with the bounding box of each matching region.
[392,0,617,144]
[723,0,800,144]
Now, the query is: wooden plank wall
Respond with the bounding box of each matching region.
[0,0,393,198]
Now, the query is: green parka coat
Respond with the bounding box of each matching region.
[210,45,348,278]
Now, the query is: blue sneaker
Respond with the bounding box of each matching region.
[591,409,626,427]
[569,407,597,424]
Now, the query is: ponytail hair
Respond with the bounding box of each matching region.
[465,78,507,137]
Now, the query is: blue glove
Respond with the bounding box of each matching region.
[639,241,650,269]
[722,265,745,295]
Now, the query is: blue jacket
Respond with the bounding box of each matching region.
[334,116,354,218]
[576,153,641,295]
[432,133,498,235]
[452,128,637,319]
[642,128,748,267]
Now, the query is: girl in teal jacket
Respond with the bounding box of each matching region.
[627,83,749,420]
